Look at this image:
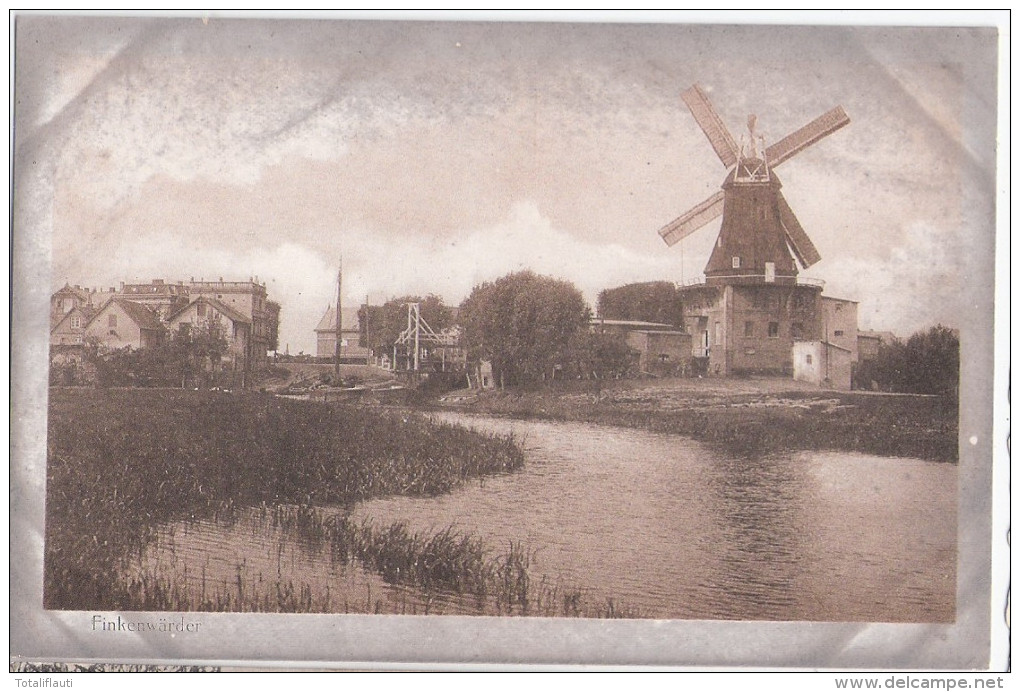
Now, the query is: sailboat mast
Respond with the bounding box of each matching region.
[334,256,342,379]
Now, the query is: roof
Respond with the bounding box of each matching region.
[87,299,164,332]
[51,305,93,333]
[121,280,188,297]
[823,340,854,353]
[629,329,688,336]
[203,297,251,324]
[858,329,898,343]
[592,318,677,330]
[53,283,91,302]
[168,296,251,325]
[315,306,361,333]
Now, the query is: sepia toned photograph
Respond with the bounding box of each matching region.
[11,12,1005,669]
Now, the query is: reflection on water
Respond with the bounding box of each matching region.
[130,412,956,621]
[127,509,485,615]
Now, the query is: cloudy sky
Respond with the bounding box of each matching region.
[15,13,999,354]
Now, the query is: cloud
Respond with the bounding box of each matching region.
[340,200,680,306]
[79,202,683,353]
[822,220,965,335]
[85,233,336,354]
[25,18,996,351]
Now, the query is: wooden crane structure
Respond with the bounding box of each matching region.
[393,302,459,373]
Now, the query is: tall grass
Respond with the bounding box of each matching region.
[45,389,523,610]
[124,504,641,618]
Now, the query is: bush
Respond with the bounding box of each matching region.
[855,325,959,396]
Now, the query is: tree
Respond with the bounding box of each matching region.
[265,300,281,353]
[597,281,683,327]
[459,271,590,387]
[358,294,453,356]
[566,330,637,381]
[855,324,959,396]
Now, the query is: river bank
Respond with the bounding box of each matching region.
[44,388,523,611]
[434,377,958,463]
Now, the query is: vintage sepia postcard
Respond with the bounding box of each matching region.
[10,12,1008,670]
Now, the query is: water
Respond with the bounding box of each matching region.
[128,508,481,615]
[131,412,956,621]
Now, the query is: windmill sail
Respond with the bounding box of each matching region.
[681,85,739,169]
[766,106,850,168]
[776,191,822,268]
[658,191,725,246]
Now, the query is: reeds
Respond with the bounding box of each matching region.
[45,389,523,610]
[124,504,641,618]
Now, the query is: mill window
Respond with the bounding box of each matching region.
[744,321,754,337]
[806,354,813,365]
[768,322,779,338]
[70,315,81,329]
[791,322,804,339]
[732,256,741,269]
[108,314,117,328]
[197,302,206,318]
[834,330,845,337]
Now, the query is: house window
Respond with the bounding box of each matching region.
[732,256,741,269]
[834,329,845,337]
[70,315,81,329]
[792,293,811,310]
[714,321,721,344]
[765,261,776,283]
[108,314,117,328]
[791,322,804,339]
[768,322,779,338]
[197,302,206,318]
[744,321,754,337]
[806,354,813,365]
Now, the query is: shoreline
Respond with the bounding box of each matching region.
[429,377,959,464]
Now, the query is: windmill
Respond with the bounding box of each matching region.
[659,84,849,285]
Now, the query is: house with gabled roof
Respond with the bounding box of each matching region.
[82,298,165,350]
[314,306,371,363]
[167,296,252,372]
[50,282,116,330]
[50,305,92,346]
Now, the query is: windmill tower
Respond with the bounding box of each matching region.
[661,84,853,378]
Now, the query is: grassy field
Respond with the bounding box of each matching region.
[44,388,523,611]
[438,377,959,463]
